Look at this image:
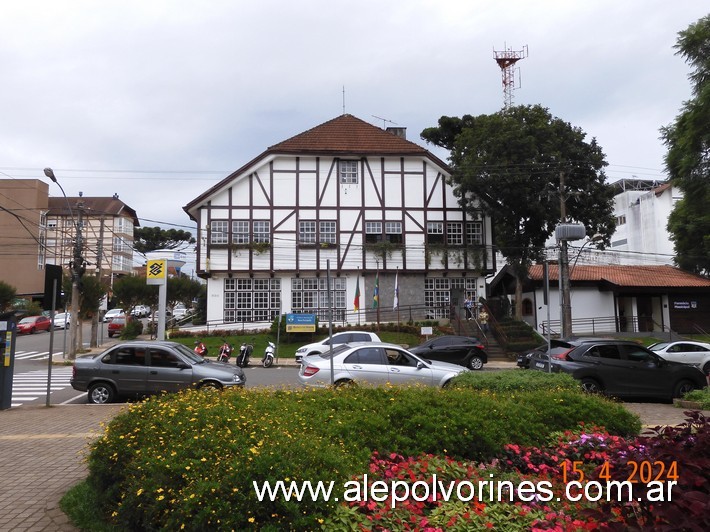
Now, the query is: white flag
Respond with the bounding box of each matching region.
[393,271,399,310]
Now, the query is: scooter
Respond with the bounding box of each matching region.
[237,341,253,367]
[261,341,275,368]
[217,340,233,363]
[194,341,208,357]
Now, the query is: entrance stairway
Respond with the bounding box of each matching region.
[457,319,509,361]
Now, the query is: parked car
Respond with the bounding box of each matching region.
[107,315,127,338]
[516,339,577,369]
[52,312,71,330]
[17,315,52,334]
[648,340,710,375]
[298,342,467,388]
[130,305,150,318]
[70,340,246,404]
[529,338,707,401]
[295,331,381,362]
[172,307,191,320]
[103,308,125,322]
[409,335,488,370]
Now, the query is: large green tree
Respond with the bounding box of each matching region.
[662,14,710,276]
[0,280,16,312]
[421,104,616,317]
[133,226,195,254]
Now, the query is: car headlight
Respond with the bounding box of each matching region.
[296,347,307,353]
[233,374,244,384]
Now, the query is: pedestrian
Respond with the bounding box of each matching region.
[464,295,473,320]
[479,307,489,333]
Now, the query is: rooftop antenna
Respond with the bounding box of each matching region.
[342,86,346,115]
[372,115,397,129]
[493,44,528,109]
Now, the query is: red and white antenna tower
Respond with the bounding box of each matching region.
[494,44,528,109]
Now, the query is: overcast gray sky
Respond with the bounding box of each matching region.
[1,0,707,241]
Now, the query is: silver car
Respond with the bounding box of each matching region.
[71,341,246,404]
[298,342,468,388]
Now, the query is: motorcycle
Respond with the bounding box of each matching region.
[261,341,275,368]
[194,341,208,357]
[237,341,253,367]
[217,340,233,363]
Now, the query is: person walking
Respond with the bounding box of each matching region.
[479,307,489,332]
[464,295,473,320]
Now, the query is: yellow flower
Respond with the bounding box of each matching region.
[248,517,255,523]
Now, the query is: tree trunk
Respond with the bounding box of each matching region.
[514,275,524,320]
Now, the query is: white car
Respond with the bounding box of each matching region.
[649,341,710,375]
[103,309,125,322]
[298,342,467,388]
[295,331,381,362]
[131,305,150,318]
[52,312,71,330]
[172,307,191,320]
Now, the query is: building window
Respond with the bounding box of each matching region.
[299,221,317,244]
[253,221,271,243]
[447,222,463,245]
[210,220,229,244]
[319,221,336,244]
[113,237,129,253]
[232,221,250,244]
[291,276,347,321]
[47,219,57,230]
[427,222,444,244]
[223,277,281,323]
[385,221,402,244]
[339,160,358,184]
[115,217,132,235]
[466,221,483,245]
[365,221,382,244]
[424,277,477,319]
[616,215,626,225]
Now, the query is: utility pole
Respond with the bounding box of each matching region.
[44,168,85,360]
[68,202,85,359]
[559,171,572,338]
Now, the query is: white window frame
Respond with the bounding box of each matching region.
[339,160,358,184]
[210,220,229,244]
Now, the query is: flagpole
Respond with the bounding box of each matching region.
[394,268,400,326]
[375,260,380,327]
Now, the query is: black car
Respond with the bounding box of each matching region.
[529,338,707,401]
[409,335,488,370]
[516,339,581,369]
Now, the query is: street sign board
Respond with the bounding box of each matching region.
[286,313,316,332]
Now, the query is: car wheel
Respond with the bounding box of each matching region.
[108,332,114,338]
[702,362,710,376]
[580,378,603,394]
[334,379,355,389]
[199,381,221,391]
[673,379,698,399]
[88,382,115,404]
[468,355,484,371]
[30,327,36,334]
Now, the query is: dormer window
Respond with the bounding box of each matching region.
[339,160,358,184]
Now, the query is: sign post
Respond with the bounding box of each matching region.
[146,259,168,341]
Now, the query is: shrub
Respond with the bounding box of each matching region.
[450,370,579,393]
[680,387,710,409]
[83,385,640,530]
[119,319,143,340]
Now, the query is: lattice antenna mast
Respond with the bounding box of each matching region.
[494,44,528,109]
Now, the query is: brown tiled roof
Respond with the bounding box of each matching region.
[268,114,432,156]
[47,197,140,226]
[184,114,450,217]
[529,264,710,287]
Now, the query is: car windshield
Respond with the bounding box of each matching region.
[318,344,351,359]
[19,318,33,324]
[648,343,669,351]
[173,343,206,363]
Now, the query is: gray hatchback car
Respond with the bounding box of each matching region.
[71,341,246,404]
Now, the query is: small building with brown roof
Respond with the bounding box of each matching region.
[489,264,710,335]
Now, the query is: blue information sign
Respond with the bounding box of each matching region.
[286,313,316,332]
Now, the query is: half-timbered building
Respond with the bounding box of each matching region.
[183,114,495,325]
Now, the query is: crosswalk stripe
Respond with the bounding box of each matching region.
[10,368,75,407]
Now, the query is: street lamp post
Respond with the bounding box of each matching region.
[44,168,84,359]
[555,223,586,338]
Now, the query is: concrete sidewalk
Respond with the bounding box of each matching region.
[1,400,707,531]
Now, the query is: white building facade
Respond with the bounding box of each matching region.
[184,115,495,326]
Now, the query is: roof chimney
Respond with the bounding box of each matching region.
[386,127,407,140]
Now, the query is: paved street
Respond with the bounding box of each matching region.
[10,368,73,408]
